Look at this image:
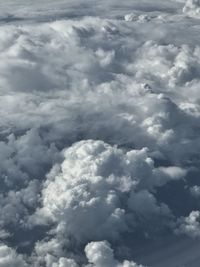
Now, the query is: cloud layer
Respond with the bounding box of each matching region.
[1,0,200,266]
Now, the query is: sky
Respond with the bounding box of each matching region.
[1,0,200,266]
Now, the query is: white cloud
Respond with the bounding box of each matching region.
[85,241,145,267]
[183,0,200,17]
[31,140,177,247]
[0,1,200,266]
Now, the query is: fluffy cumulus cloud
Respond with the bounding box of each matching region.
[1,0,200,266]
[85,241,145,267]
[33,140,175,243]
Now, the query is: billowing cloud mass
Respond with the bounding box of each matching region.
[33,140,174,241]
[1,0,200,266]
[85,241,145,267]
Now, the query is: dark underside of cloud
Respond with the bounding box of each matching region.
[1,0,200,266]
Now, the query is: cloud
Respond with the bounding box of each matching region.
[0,1,200,266]
[52,258,78,267]
[183,0,200,17]
[85,241,145,267]
[176,211,200,238]
[0,243,26,267]
[32,140,178,244]
[190,186,200,198]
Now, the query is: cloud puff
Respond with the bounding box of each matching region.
[52,258,78,267]
[0,243,26,267]
[128,41,200,89]
[183,0,200,17]
[124,13,152,23]
[85,241,145,267]
[176,211,200,238]
[32,140,181,250]
[190,186,200,198]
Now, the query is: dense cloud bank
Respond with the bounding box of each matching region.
[1,0,200,266]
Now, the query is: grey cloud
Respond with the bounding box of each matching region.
[176,211,200,238]
[0,243,26,267]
